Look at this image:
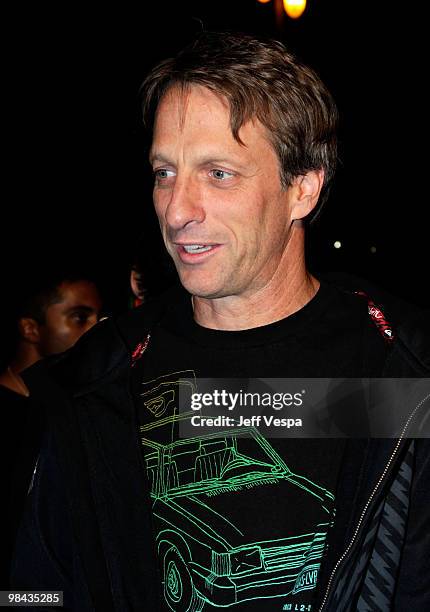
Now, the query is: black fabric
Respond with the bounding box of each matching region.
[11,428,89,611]
[14,319,164,611]
[11,361,116,612]
[141,281,387,376]
[10,277,429,611]
[315,307,430,610]
[0,385,44,588]
[130,281,388,610]
[393,436,430,607]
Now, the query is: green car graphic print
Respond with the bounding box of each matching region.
[138,373,334,611]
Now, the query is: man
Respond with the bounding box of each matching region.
[1,275,103,394]
[0,274,102,587]
[12,34,429,611]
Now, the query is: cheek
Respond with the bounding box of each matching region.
[44,315,65,339]
[227,200,266,245]
[154,204,171,244]
[153,191,168,221]
[58,324,89,351]
[54,326,75,347]
[39,327,68,355]
[49,318,75,343]
[68,328,85,344]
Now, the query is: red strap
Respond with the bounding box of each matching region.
[355,291,395,344]
[131,333,151,367]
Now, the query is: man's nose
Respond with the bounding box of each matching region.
[165,176,205,231]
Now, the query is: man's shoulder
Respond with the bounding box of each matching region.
[395,309,430,374]
[322,271,415,313]
[321,272,429,374]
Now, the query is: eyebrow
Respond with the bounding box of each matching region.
[149,152,171,166]
[149,152,248,171]
[64,305,97,315]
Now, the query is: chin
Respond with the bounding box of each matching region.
[177,270,229,299]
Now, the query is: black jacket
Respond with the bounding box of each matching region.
[11,282,430,611]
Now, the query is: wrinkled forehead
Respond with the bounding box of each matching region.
[157,84,195,130]
[150,83,277,168]
[153,83,231,134]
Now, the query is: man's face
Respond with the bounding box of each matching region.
[150,85,297,300]
[37,280,102,356]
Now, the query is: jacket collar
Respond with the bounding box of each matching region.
[22,317,131,399]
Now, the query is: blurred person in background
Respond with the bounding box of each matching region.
[129,231,178,308]
[0,272,102,587]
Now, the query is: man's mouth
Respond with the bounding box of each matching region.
[182,244,214,254]
[174,242,221,263]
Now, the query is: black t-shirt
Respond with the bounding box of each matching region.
[131,281,388,611]
[0,385,42,587]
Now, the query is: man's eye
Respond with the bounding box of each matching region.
[70,312,91,325]
[72,314,88,324]
[154,169,175,180]
[210,169,234,180]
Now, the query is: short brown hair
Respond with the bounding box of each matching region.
[141,32,338,213]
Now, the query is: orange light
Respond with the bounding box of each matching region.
[283,0,306,19]
[257,0,271,3]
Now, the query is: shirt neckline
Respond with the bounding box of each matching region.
[163,280,336,349]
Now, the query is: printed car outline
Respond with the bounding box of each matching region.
[141,419,334,611]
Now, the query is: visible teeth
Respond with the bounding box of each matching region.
[183,244,213,253]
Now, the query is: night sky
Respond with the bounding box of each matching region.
[3,1,428,314]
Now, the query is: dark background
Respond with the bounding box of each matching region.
[3,0,428,315]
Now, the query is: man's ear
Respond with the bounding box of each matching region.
[290,169,325,221]
[18,317,41,344]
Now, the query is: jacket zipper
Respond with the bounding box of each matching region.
[319,389,430,611]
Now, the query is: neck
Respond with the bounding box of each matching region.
[0,343,41,397]
[11,343,42,373]
[0,365,30,397]
[193,232,319,331]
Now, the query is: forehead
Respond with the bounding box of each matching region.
[155,85,230,132]
[51,281,101,310]
[150,84,275,163]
